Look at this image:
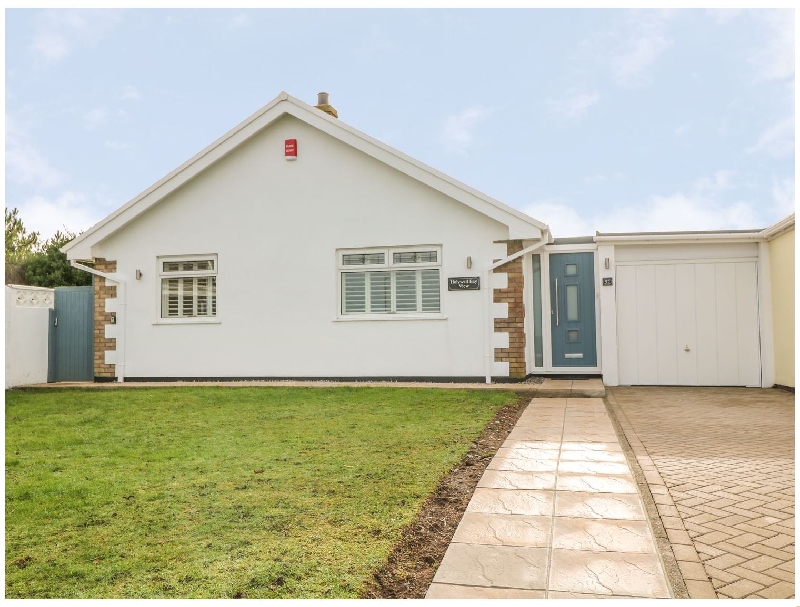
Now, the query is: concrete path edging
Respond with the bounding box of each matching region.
[604,392,693,599]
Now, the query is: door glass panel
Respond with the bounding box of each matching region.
[567,329,579,342]
[565,263,578,276]
[566,284,579,321]
[532,254,543,367]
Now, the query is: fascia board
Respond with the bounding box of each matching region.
[759,213,795,240]
[545,242,598,252]
[593,233,763,245]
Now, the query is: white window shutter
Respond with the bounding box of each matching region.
[369,271,391,313]
[421,269,440,312]
[395,270,418,312]
[342,272,366,313]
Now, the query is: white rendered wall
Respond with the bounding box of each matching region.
[94,115,510,378]
[597,244,618,386]
[5,286,53,388]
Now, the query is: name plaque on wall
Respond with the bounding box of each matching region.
[448,277,480,291]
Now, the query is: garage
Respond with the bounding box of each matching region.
[612,243,761,387]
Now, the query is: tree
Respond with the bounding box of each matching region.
[5,208,40,282]
[5,207,40,263]
[21,229,92,288]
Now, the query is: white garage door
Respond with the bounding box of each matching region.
[616,262,760,386]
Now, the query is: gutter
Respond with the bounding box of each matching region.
[593,231,763,244]
[759,213,795,241]
[70,261,126,383]
[483,231,551,384]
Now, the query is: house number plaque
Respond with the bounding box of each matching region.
[448,277,480,291]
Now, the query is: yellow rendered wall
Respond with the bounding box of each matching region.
[769,228,795,387]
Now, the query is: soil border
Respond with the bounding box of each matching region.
[359,392,531,599]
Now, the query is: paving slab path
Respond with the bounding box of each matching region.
[426,397,671,599]
[608,387,795,600]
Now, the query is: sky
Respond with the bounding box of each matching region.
[5,8,795,239]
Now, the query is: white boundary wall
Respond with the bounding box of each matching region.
[5,285,54,388]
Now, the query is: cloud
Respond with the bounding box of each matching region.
[706,8,744,24]
[771,176,795,216]
[83,108,110,130]
[525,196,760,237]
[524,170,761,237]
[524,199,592,237]
[442,106,490,153]
[750,9,794,83]
[693,170,735,193]
[674,124,689,135]
[82,107,128,131]
[31,9,123,65]
[121,85,139,101]
[104,140,131,151]
[599,195,759,234]
[609,10,675,87]
[5,114,66,188]
[547,91,599,121]
[354,24,396,59]
[6,141,66,189]
[584,172,625,185]
[228,12,250,29]
[14,190,104,238]
[32,30,69,63]
[746,116,794,158]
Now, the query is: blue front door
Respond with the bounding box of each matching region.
[550,253,597,367]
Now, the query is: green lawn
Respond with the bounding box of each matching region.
[6,387,516,598]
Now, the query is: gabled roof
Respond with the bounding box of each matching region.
[64,92,547,260]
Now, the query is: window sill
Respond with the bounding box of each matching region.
[334,314,447,322]
[153,318,221,325]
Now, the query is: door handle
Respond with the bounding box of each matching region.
[555,278,559,327]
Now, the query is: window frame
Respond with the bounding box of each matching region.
[154,253,220,325]
[335,245,446,321]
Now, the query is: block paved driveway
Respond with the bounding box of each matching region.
[609,386,794,599]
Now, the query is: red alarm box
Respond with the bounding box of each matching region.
[285,139,297,160]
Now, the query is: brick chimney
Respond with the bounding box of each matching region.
[314,92,338,118]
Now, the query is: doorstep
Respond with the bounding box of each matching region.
[533,378,605,398]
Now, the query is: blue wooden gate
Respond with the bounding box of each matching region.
[48,286,94,382]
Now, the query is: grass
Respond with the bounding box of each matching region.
[5,386,516,598]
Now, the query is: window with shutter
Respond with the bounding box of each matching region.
[338,246,442,317]
[158,255,218,320]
